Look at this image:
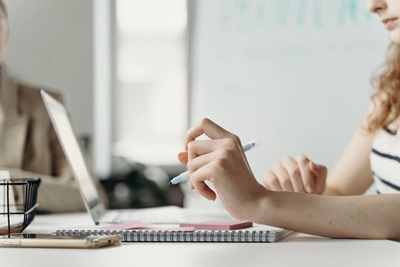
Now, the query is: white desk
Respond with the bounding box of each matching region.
[1,212,399,267]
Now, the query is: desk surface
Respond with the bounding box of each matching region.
[1,212,399,267]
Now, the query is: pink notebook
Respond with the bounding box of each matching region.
[180,220,253,230]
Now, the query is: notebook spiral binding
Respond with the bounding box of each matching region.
[0,178,41,236]
[54,229,294,243]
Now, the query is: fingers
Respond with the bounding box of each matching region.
[184,118,241,150]
[187,139,241,161]
[263,157,304,193]
[177,151,188,164]
[263,155,327,194]
[179,118,243,195]
[271,163,294,191]
[179,139,241,193]
[263,170,283,191]
[186,147,219,200]
[184,138,244,201]
[282,156,305,193]
[309,161,328,194]
[189,164,217,201]
[189,182,194,190]
[295,154,313,193]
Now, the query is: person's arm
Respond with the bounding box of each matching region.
[323,127,375,196]
[255,190,400,240]
[181,118,400,240]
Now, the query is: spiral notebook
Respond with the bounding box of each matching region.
[53,225,295,243]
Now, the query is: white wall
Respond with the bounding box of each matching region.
[3,0,94,136]
[190,0,390,186]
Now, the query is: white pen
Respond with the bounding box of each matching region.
[168,139,261,185]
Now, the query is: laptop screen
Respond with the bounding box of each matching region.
[41,90,104,222]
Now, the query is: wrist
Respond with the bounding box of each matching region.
[245,185,274,223]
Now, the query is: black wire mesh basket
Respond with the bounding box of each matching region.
[0,178,41,236]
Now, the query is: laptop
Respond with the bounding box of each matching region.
[41,90,233,225]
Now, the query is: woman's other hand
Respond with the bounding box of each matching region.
[262,154,328,195]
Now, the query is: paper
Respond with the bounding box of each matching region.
[180,220,253,230]
[100,220,194,232]
[134,227,194,232]
[101,220,153,230]
[0,216,23,229]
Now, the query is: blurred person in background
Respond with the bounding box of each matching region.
[0,0,106,212]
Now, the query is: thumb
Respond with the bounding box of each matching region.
[309,161,328,194]
[177,151,188,165]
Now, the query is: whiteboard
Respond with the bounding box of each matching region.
[189,0,390,182]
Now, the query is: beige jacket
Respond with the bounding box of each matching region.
[0,69,104,213]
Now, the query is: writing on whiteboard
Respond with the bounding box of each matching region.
[219,0,373,32]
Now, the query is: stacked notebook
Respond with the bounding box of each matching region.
[54,221,295,243]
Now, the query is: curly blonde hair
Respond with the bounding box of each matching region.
[368,42,400,132]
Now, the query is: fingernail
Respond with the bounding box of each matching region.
[306,185,313,193]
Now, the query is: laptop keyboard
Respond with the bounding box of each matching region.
[103,206,186,224]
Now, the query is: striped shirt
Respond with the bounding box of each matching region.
[370,120,400,194]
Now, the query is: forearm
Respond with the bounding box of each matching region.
[254,190,400,240]
[322,186,342,196]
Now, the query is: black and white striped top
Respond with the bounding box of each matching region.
[370,121,400,194]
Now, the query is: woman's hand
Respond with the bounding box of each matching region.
[262,154,328,194]
[177,118,269,220]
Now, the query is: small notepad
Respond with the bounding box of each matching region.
[101,221,152,230]
[100,220,195,232]
[179,220,253,230]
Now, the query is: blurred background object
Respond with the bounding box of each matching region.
[100,156,184,209]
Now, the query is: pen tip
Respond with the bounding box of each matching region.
[168,181,172,185]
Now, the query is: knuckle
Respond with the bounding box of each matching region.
[199,117,211,127]
[263,169,273,178]
[212,157,226,171]
[281,179,292,189]
[187,141,195,151]
[214,156,224,166]
[229,134,241,145]
[263,170,274,183]
[218,147,230,159]
[269,179,280,189]
[223,138,238,150]
[288,167,300,178]
[219,145,236,160]
[296,154,309,164]
[279,174,290,184]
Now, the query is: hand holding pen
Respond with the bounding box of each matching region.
[175,118,268,221]
[170,138,261,185]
